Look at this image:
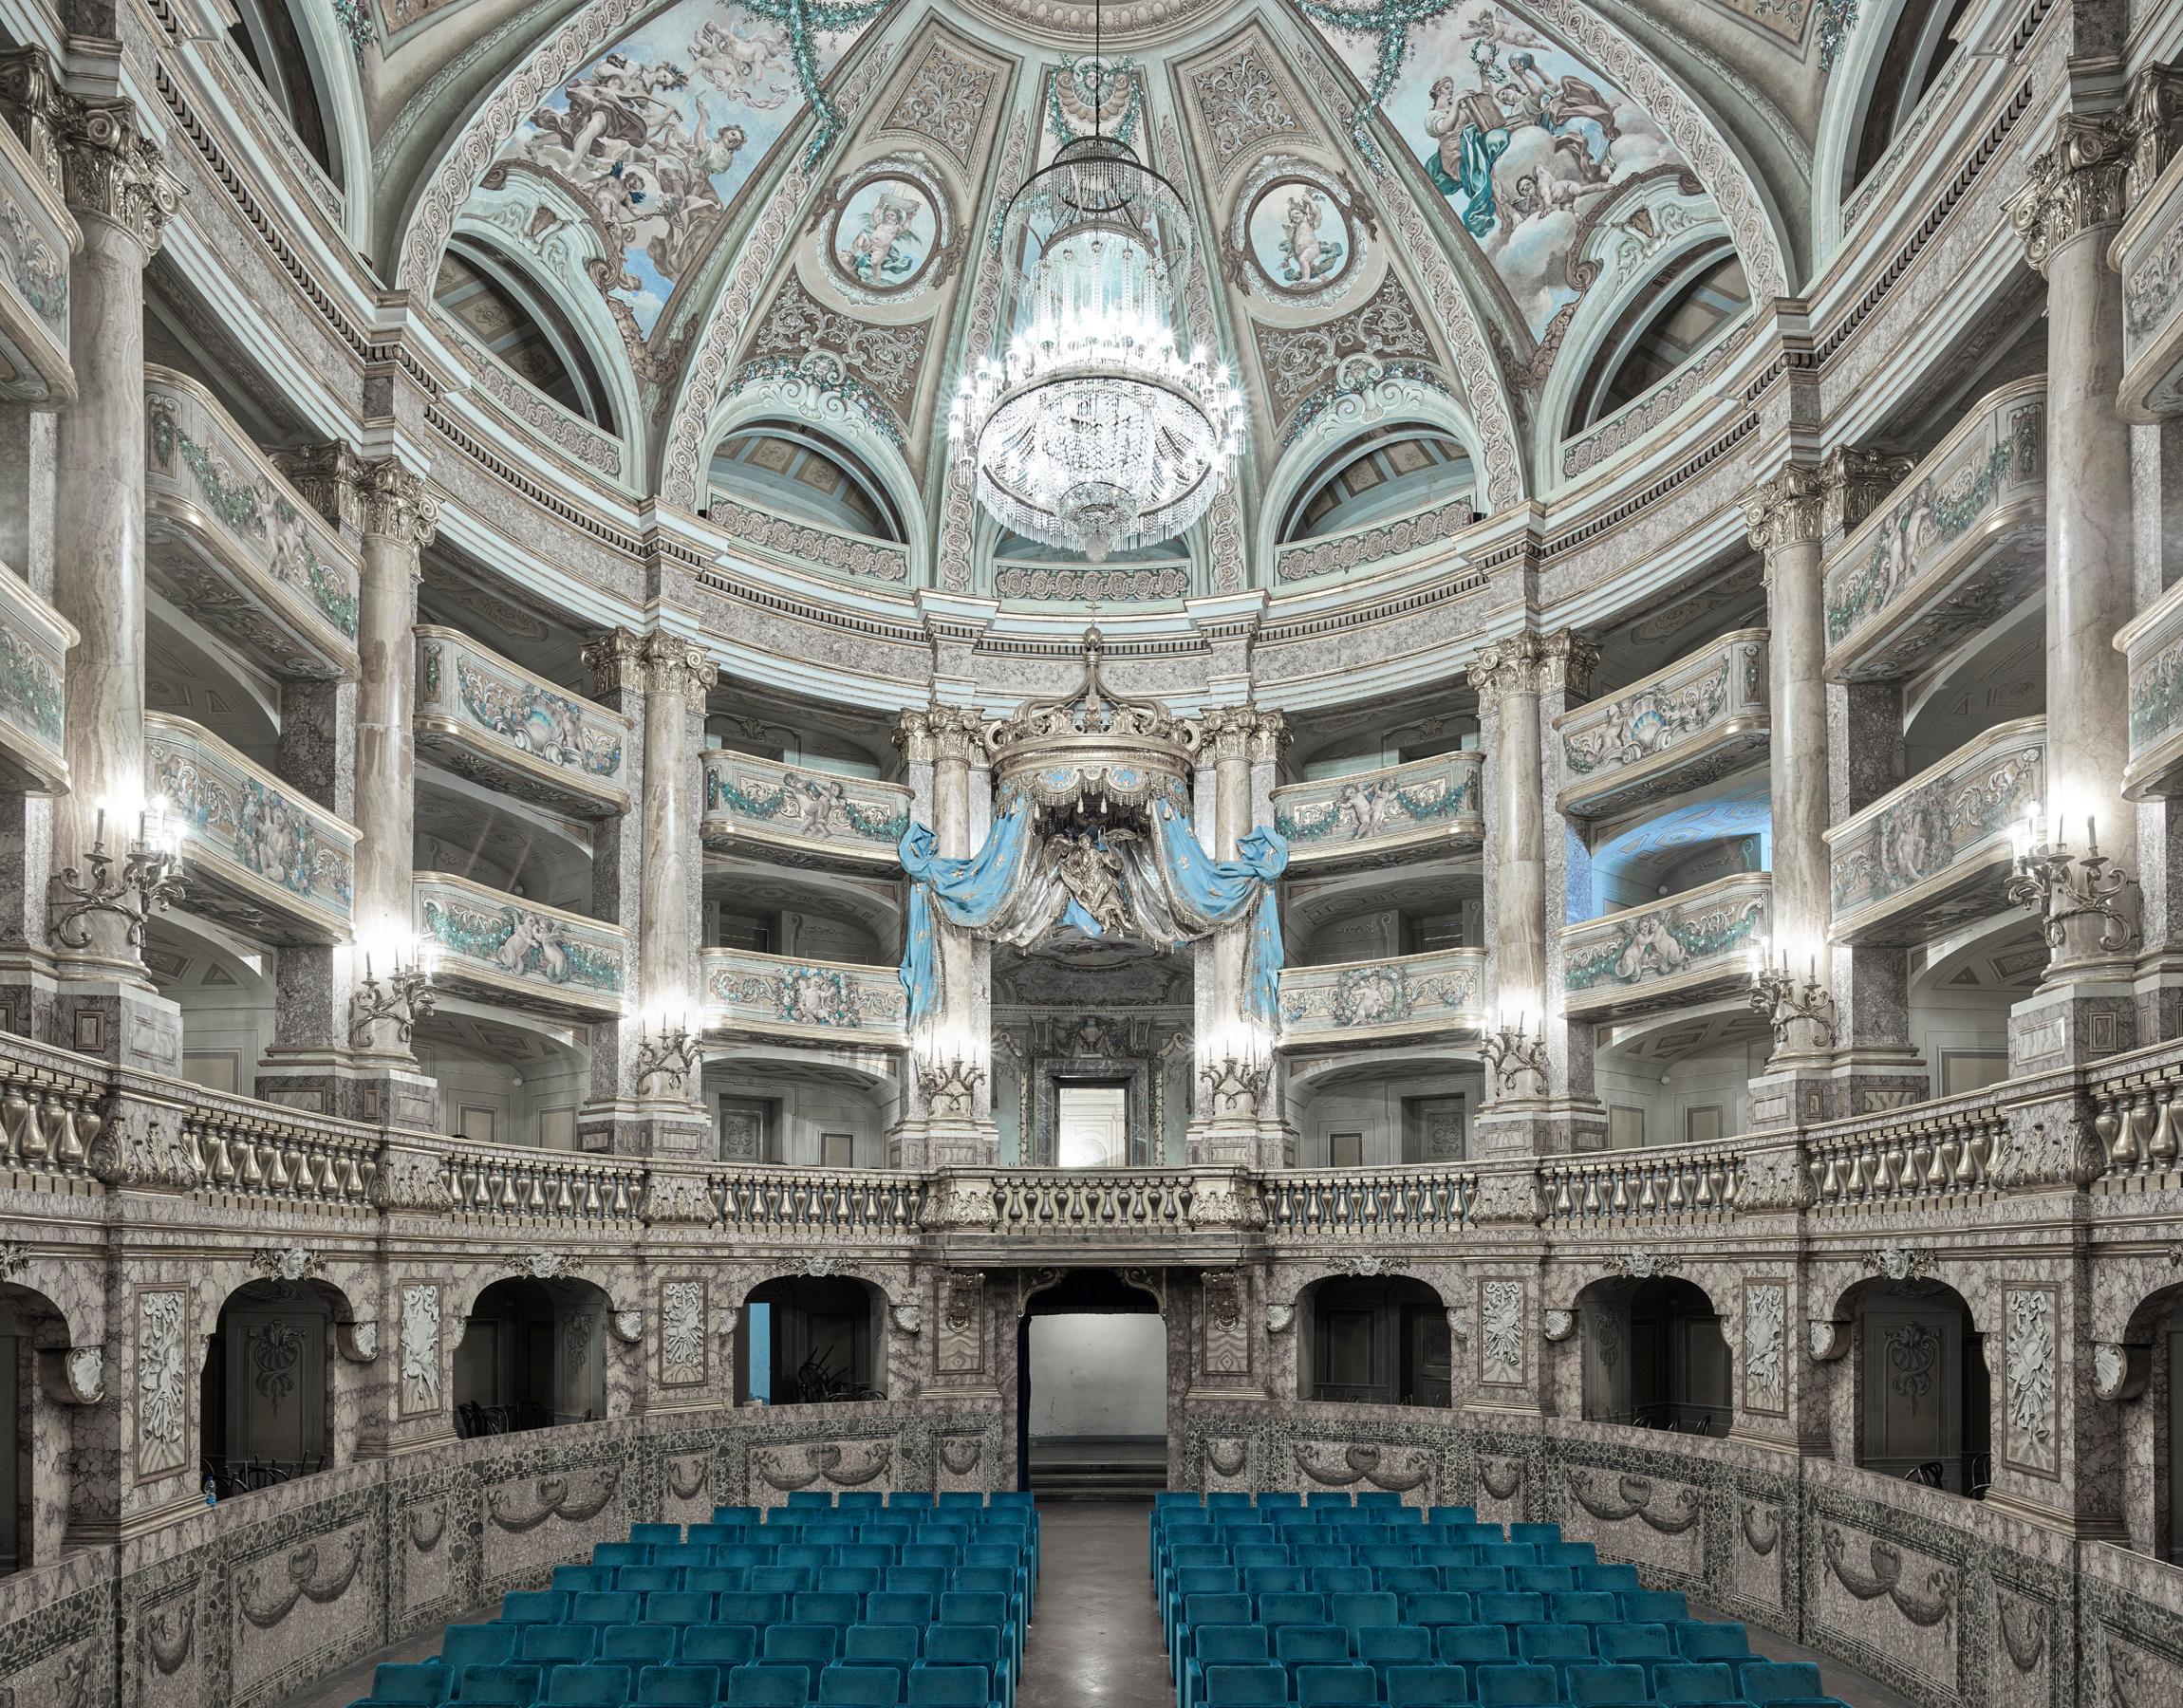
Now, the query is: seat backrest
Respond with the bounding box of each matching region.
[457,1665,541,1708]
[817,1663,901,1707]
[1597,1625,1672,1663]
[845,1626,920,1663]
[793,1593,862,1628]
[1508,1567,1571,1594]
[1740,1662,1825,1706]
[868,1593,934,1626]
[1620,1591,1688,1624]
[1384,1666,1468,1708]
[649,1592,714,1626]
[1185,1594,1255,1628]
[1375,1567,1438,1596]
[1330,1592,1397,1630]
[371,1662,450,1706]
[714,1508,762,1527]
[954,1569,1017,1601]
[1655,1663,1738,1706]
[1475,1593,1543,1627]
[1404,1593,1473,1628]
[763,1624,841,1663]
[601,1625,677,1666]
[1274,1624,1348,1665]
[1196,1626,1272,1664]
[1517,1625,1592,1662]
[1436,1626,1512,1663]
[751,1569,814,1597]
[940,1593,1009,1628]
[1355,1626,1429,1662]
[1313,1568,1371,1597]
[926,1626,1000,1667]
[726,1664,812,1708]
[1675,1623,1751,1661]
[1242,1569,1305,1597]
[718,1594,789,1628]
[638,1665,719,1706]
[1258,1593,1327,1626]
[689,1569,748,1595]
[1575,1565,1636,1591]
[443,1625,516,1669]
[569,1593,640,1627]
[1296,1664,1378,1707]
[500,1590,568,1625]
[889,1569,948,1597]
[1476,1665,1558,1707]
[553,1568,610,1594]
[1565,1665,1649,1707]
[519,1627,595,1665]
[1426,1508,1479,1528]
[633,1524,685,1547]
[1506,1525,1558,1547]
[1442,1569,1502,1595]
[1549,1593,1619,1626]
[906,1665,988,1708]
[1305,1494,1353,1510]
[1203,1663,1291,1707]
[621,1567,683,1594]
[547,1665,632,1707]
[681,1626,758,1668]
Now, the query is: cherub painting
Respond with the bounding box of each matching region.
[835,180,932,287]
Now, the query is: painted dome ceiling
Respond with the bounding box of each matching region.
[373,0,1838,573]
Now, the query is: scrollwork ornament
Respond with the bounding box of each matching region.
[63,1344,103,1402]
[0,51,178,253]
[2009,111,2135,275]
[1604,1251,1680,1281]
[0,1241,26,1281]
[252,1247,320,1284]
[1266,1304,1295,1334]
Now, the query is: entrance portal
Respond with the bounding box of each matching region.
[1016,1269,1168,1497]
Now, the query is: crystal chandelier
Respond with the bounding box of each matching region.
[950,107,1244,564]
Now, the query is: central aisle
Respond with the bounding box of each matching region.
[1017,1503,1171,1708]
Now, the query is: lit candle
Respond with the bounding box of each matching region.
[92,805,104,850]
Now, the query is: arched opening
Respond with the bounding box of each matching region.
[226,0,341,185]
[1277,425,1475,544]
[1578,1276,1731,1436]
[1017,1269,1167,1496]
[200,1279,335,1494]
[435,236,621,432]
[707,423,905,541]
[736,1275,886,1407]
[1844,0,1971,198]
[454,1277,606,1437]
[1848,1278,1988,1495]
[0,1283,71,1575]
[1564,245,1750,434]
[1296,1275,1452,1408]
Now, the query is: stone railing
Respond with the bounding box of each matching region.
[1272,752,1483,869]
[1278,947,1486,1044]
[1556,630,1769,821]
[1825,715,2043,943]
[148,713,359,942]
[1261,1165,1476,1235]
[2122,570,2183,801]
[2082,1036,2183,1191]
[1539,1142,1743,1226]
[0,1034,108,1192]
[1272,495,1478,585]
[1822,377,2045,682]
[702,947,908,1044]
[0,567,71,794]
[987,1168,1202,1234]
[703,1164,927,1236]
[183,1088,381,1210]
[144,365,361,678]
[701,752,912,867]
[708,488,911,585]
[1560,873,1771,1019]
[2119,144,2183,421]
[0,117,75,407]
[1801,1087,2003,1211]
[414,872,629,1020]
[414,626,629,818]
[437,1135,647,1227]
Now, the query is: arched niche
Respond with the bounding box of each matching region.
[452,1275,613,1437]
[736,1272,890,1406]
[1573,1273,1731,1437]
[200,1274,358,1494]
[1291,1272,1453,1408]
[1828,1272,1990,1497]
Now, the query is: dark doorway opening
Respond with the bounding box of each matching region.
[1016,1269,1166,1497]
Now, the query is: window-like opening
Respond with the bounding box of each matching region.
[1057,1084,1128,1169]
[200,1280,332,1494]
[1278,426,1474,544]
[1853,1280,1988,1495]
[226,0,338,184]
[454,1277,605,1437]
[1567,247,1750,432]
[435,240,619,431]
[1580,1277,1731,1436]
[737,1276,885,1404]
[1300,1277,1452,1407]
[708,424,905,541]
[1846,0,1972,196]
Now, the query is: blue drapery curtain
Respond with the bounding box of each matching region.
[897,801,1035,1026]
[1148,789,1289,1027]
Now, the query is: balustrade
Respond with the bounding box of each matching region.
[1822,378,2045,682]
[1801,1090,2003,1210]
[701,752,912,868]
[987,1169,1201,1233]
[148,713,359,942]
[1271,753,1483,871]
[1539,1144,1741,1226]
[0,566,71,793]
[184,1091,378,1209]
[1262,1166,1474,1235]
[2081,1040,2183,1189]
[1556,631,1769,821]
[414,626,629,817]
[0,115,75,408]
[706,1164,926,1235]
[1278,947,1485,1043]
[1560,873,1770,1019]
[0,1038,105,1190]
[1270,494,1478,585]
[414,872,629,1020]
[1824,715,2043,942]
[2118,143,2183,422]
[702,947,907,1043]
[438,1137,645,1227]
[708,487,911,586]
[143,367,360,679]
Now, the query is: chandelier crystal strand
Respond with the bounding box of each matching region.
[950,130,1244,563]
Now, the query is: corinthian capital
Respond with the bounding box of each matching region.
[928,705,987,764]
[1200,704,1286,764]
[582,627,646,698]
[2129,63,2183,203]
[2009,110,2135,272]
[1819,445,1913,537]
[640,632,718,707]
[0,50,177,253]
[894,707,937,766]
[1469,628,1598,706]
[1741,461,1829,554]
[353,458,439,549]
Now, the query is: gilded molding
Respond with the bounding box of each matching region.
[2009,111,2135,274]
[1469,629,1599,705]
[0,49,176,252]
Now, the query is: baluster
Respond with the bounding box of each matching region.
[2153,1089,2181,1168]
[1636,1169,1658,1214]
[1905,1132,1930,1196]
[1608,1166,1630,1215]
[1693,1165,1715,1210]
[2132,1091,2162,1175]
[1553,1172,1575,1217]
[1927,1132,1952,1190]
[2099,1093,2134,1168]
[1719,1162,1737,1210]
[1665,1164,1688,1212]
[265,1144,290,1193]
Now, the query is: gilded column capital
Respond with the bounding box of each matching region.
[2129,63,2183,202]
[2009,110,2135,272]
[0,49,176,253]
[1741,461,1829,554]
[353,457,439,550]
[639,632,718,708]
[1468,628,1598,706]
[581,627,647,699]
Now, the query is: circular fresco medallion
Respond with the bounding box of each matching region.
[1245,178,1353,299]
[829,175,943,300]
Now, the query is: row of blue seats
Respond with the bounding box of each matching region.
[1193,1662,1841,1708]
[550,1563,1022,1593]
[1166,1589,1689,1657]
[351,1659,997,1708]
[491,1582,1021,1633]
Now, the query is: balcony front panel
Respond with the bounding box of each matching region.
[2120,148,2183,421]
[147,713,357,944]
[2120,575,2183,800]
[414,626,630,818]
[144,368,360,680]
[1825,715,2044,945]
[701,752,912,869]
[1278,947,1485,1045]
[709,488,911,586]
[1822,379,2045,683]
[702,947,908,1045]
[0,122,75,406]
[414,872,629,1019]
[1271,495,1476,585]
[1271,752,1483,871]
[0,569,70,792]
[1556,630,1769,820]
[1559,873,1771,1020]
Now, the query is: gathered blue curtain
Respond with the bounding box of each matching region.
[897,800,1035,1026]
[1149,789,1290,1027]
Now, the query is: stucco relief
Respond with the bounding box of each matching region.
[137,1290,188,1478]
[400,1285,441,1413]
[1744,1282,1786,1414]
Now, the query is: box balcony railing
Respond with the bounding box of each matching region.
[2118,146,2183,422]
[1270,492,1479,585]
[414,626,630,818]
[708,486,911,586]
[701,947,908,1045]
[413,872,629,1020]
[2119,573,2183,802]
[0,567,72,793]
[0,119,75,408]
[1559,873,1771,1020]
[1271,752,1483,872]
[1278,947,1486,1045]
[1556,630,1769,821]
[701,752,912,869]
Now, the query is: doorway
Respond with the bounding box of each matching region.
[1057,1085,1128,1168]
[1015,1269,1167,1497]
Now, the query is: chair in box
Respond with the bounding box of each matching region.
[499,1591,568,1627]
[516,1628,596,1676]
[1472,1666,1558,1708]
[354,1663,452,1708]
[868,1593,934,1627]
[1295,1666,1376,1708]
[600,1626,677,1669]
[1355,1624,1430,1695]
[638,1666,720,1706]
[941,1593,1021,1677]
[844,1625,922,1689]
[545,1666,632,1708]
[724,1665,811,1708]
[681,1627,759,1671]
[442,1624,517,1679]
[1564,1665,1649,1707]
[1203,1664,1290,1708]
[818,1664,901,1708]
[1384,1668,1468,1708]
[455,1666,538,1708]
[1182,1625,1272,1708]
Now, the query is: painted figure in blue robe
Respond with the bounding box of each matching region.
[1424,74,1511,235]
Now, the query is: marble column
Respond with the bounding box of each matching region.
[924,705,996,1165]
[2006,107,2143,1068]
[1470,630,1596,1155]
[0,55,181,1068]
[576,628,648,1151]
[636,630,715,1155]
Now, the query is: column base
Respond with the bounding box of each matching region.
[52,975,181,1075]
[1472,1098,1604,1157]
[1746,1064,1836,1130]
[2010,975,2141,1073]
[1829,1047,1930,1117]
[578,1097,713,1157]
[1186,1114,1291,1169]
[890,1117,998,1170]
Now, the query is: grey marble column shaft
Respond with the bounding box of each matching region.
[636,634,714,1029]
[353,526,424,1022]
[1766,536,1830,961]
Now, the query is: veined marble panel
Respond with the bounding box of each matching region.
[0,566,71,792]
[1278,947,1485,1044]
[414,872,628,1019]
[144,368,361,680]
[148,713,358,944]
[700,752,911,870]
[1271,752,1483,871]
[1822,379,2044,683]
[414,627,629,819]
[1556,631,1769,821]
[1560,874,1770,1019]
[2119,147,2183,421]
[1825,716,2043,945]
[0,120,74,406]
[702,948,908,1044]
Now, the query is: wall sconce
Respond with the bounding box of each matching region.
[2006,800,2136,961]
[351,936,438,1048]
[1745,945,1836,1051]
[50,796,185,951]
[1480,1005,1549,1098]
[636,1011,704,1096]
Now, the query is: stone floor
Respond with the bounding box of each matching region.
[287,1500,1922,1708]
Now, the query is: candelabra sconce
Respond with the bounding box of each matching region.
[350,946,438,1049]
[635,1018,705,1097]
[50,801,186,953]
[1479,1014,1550,1100]
[1746,954,1837,1053]
[2006,804,2139,966]
[916,1053,985,1119]
[1199,1053,1270,1118]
